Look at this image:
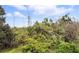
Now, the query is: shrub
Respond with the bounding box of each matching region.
[22,38,50,53]
[56,41,79,53]
[22,43,49,53]
[64,23,78,42]
[22,45,39,53]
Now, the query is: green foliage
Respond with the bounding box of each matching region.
[56,41,79,53]
[12,28,28,45]
[21,38,50,53]
[0,6,14,49]
[58,14,71,24]
[0,9,79,53]
[9,15,79,53]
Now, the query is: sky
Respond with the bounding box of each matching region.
[2,5,79,27]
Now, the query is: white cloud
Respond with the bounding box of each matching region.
[6,5,74,20]
[29,5,74,16]
[52,7,73,15]
[14,11,25,18]
[10,5,74,16]
[6,11,26,18]
[29,5,55,15]
[6,13,13,17]
[11,5,27,11]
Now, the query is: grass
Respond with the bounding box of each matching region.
[0,45,26,53]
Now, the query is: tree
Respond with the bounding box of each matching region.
[44,18,48,23]
[0,6,14,49]
[42,18,48,25]
[58,14,72,26]
[34,21,39,26]
[0,6,5,24]
[49,18,53,23]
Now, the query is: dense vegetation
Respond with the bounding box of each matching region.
[0,6,14,50]
[0,6,79,53]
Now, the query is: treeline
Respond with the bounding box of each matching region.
[0,6,79,53]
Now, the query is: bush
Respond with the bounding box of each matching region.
[22,38,50,53]
[22,45,39,53]
[56,41,79,53]
[64,23,78,42]
[22,44,49,53]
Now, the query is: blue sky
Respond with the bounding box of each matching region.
[2,5,79,27]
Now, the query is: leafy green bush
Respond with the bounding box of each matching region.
[56,41,79,53]
[22,45,38,53]
[22,38,49,53]
[22,44,49,53]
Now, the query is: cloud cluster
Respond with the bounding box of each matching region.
[11,5,27,11]
[29,5,74,16]
[6,5,74,18]
[6,11,26,18]
[14,11,25,18]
